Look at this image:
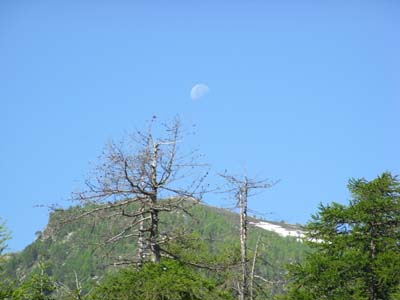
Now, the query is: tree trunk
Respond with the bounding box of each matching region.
[220,173,271,300]
[149,142,161,263]
[149,206,160,263]
[137,206,146,266]
[239,179,249,300]
[249,235,261,300]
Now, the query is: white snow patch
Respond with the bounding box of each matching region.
[251,221,325,243]
[250,221,305,241]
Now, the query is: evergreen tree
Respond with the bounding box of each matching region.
[285,172,400,300]
[89,259,233,300]
[0,221,14,300]
[12,262,56,300]
[0,222,9,258]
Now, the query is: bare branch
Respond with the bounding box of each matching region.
[60,117,209,267]
[220,172,276,300]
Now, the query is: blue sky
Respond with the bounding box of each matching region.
[1,0,399,251]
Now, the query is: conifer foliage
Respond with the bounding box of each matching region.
[0,222,13,299]
[285,172,400,300]
[89,259,232,300]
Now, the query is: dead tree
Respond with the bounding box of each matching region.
[221,173,272,300]
[249,235,261,300]
[68,117,207,265]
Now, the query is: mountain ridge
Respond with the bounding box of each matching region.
[3,201,308,297]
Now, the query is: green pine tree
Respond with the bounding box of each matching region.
[0,221,14,300]
[12,262,56,300]
[89,259,233,300]
[284,172,400,300]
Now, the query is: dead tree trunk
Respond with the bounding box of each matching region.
[137,205,146,266]
[249,235,261,300]
[239,179,248,300]
[66,118,207,267]
[149,205,160,263]
[221,173,272,300]
[149,142,161,263]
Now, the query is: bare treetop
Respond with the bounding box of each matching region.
[75,118,207,204]
[220,172,276,300]
[68,117,209,265]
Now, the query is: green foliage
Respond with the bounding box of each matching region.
[12,262,55,300]
[89,259,233,300]
[284,172,400,300]
[0,220,14,300]
[0,221,10,257]
[2,203,307,299]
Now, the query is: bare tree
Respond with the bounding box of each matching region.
[220,173,273,300]
[67,117,208,265]
[249,235,261,300]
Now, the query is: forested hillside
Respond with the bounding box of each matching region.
[3,202,307,299]
[3,174,400,300]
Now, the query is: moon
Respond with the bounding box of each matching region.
[190,83,209,100]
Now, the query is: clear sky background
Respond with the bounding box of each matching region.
[1,0,399,252]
